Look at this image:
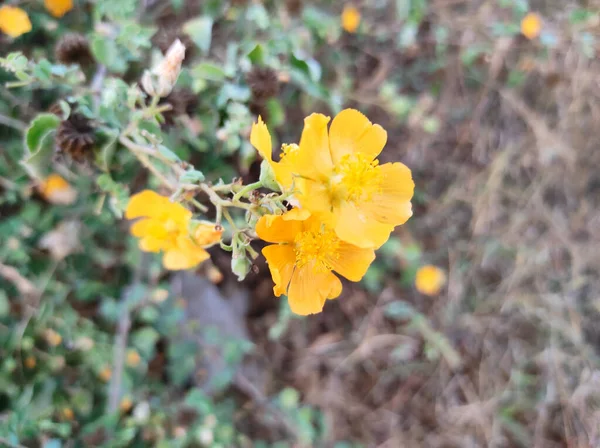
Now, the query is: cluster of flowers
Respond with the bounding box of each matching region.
[127,109,414,315]
[0,0,73,38]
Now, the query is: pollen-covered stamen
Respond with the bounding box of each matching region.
[294,227,339,272]
[332,153,382,202]
[280,143,299,160]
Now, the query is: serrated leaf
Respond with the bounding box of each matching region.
[183,16,213,54]
[91,36,127,74]
[179,169,205,183]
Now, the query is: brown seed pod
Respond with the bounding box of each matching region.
[152,28,195,64]
[55,33,93,66]
[246,66,279,102]
[286,0,303,15]
[55,114,95,162]
[249,100,269,123]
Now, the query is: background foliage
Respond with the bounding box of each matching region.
[1,0,600,446]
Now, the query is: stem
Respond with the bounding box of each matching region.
[0,113,26,131]
[119,135,177,190]
[232,181,262,202]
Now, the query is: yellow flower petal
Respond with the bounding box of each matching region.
[138,236,165,253]
[521,12,542,40]
[262,245,296,297]
[362,162,414,225]
[193,222,222,246]
[295,113,333,178]
[250,116,273,163]
[325,241,375,282]
[256,211,307,243]
[0,6,32,38]
[341,5,361,33]
[163,246,209,270]
[125,190,170,219]
[415,265,446,296]
[335,202,395,249]
[44,0,74,18]
[287,263,340,315]
[329,109,387,164]
[39,174,77,205]
[130,218,168,240]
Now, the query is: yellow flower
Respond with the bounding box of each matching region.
[126,349,141,367]
[61,407,74,421]
[415,265,446,296]
[290,109,414,249]
[120,396,133,413]
[341,5,361,33]
[250,117,302,192]
[25,356,36,369]
[521,13,542,40]
[0,6,32,38]
[39,174,78,205]
[99,366,112,382]
[126,190,220,270]
[256,209,375,315]
[44,0,74,18]
[45,329,62,347]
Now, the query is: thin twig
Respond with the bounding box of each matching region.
[119,135,177,190]
[0,114,26,132]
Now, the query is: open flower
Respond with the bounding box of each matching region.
[521,12,542,40]
[291,109,414,249]
[256,209,375,315]
[125,190,220,270]
[415,265,446,296]
[0,6,32,38]
[341,5,361,33]
[39,174,78,205]
[44,0,74,18]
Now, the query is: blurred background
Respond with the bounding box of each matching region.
[1,0,599,446]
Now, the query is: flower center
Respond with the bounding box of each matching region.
[332,153,381,202]
[294,227,339,272]
[279,143,299,161]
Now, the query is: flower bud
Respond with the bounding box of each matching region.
[141,39,186,98]
[231,244,251,281]
[259,159,280,192]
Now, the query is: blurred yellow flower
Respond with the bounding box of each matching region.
[126,190,220,270]
[126,349,141,367]
[120,397,133,413]
[45,329,63,347]
[415,265,446,296]
[99,366,112,382]
[61,407,74,421]
[341,5,361,33]
[0,6,32,38]
[25,356,36,369]
[291,109,414,249]
[521,13,542,40]
[39,174,78,205]
[44,0,74,18]
[256,209,375,315]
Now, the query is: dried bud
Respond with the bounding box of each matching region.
[55,33,93,66]
[142,39,186,98]
[55,113,95,162]
[246,66,279,101]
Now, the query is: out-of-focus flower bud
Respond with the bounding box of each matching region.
[141,39,186,98]
[259,159,280,192]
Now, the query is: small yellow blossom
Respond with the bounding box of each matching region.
[61,407,74,421]
[125,190,221,270]
[126,349,141,367]
[120,397,133,413]
[44,0,74,18]
[45,329,63,347]
[99,366,112,382]
[39,174,78,205]
[256,209,375,315]
[341,5,361,33]
[415,265,446,296]
[0,6,32,38]
[24,356,36,369]
[521,13,542,40]
[274,109,414,249]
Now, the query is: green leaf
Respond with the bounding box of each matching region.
[131,327,160,359]
[179,169,205,183]
[184,389,212,414]
[384,301,415,320]
[95,131,119,172]
[183,16,213,54]
[158,145,181,162]
[247,44,265,65]
[246,4,270,30]
[193,62,226,82]
[91,36,127,73]
[21,114,61,179]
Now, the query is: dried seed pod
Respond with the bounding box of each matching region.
[249,100,269,123]
[152,28,195,64]
[286,0,303,15]
[246,66,279,102]
[55,33,93,66]
[55,114,95,162]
